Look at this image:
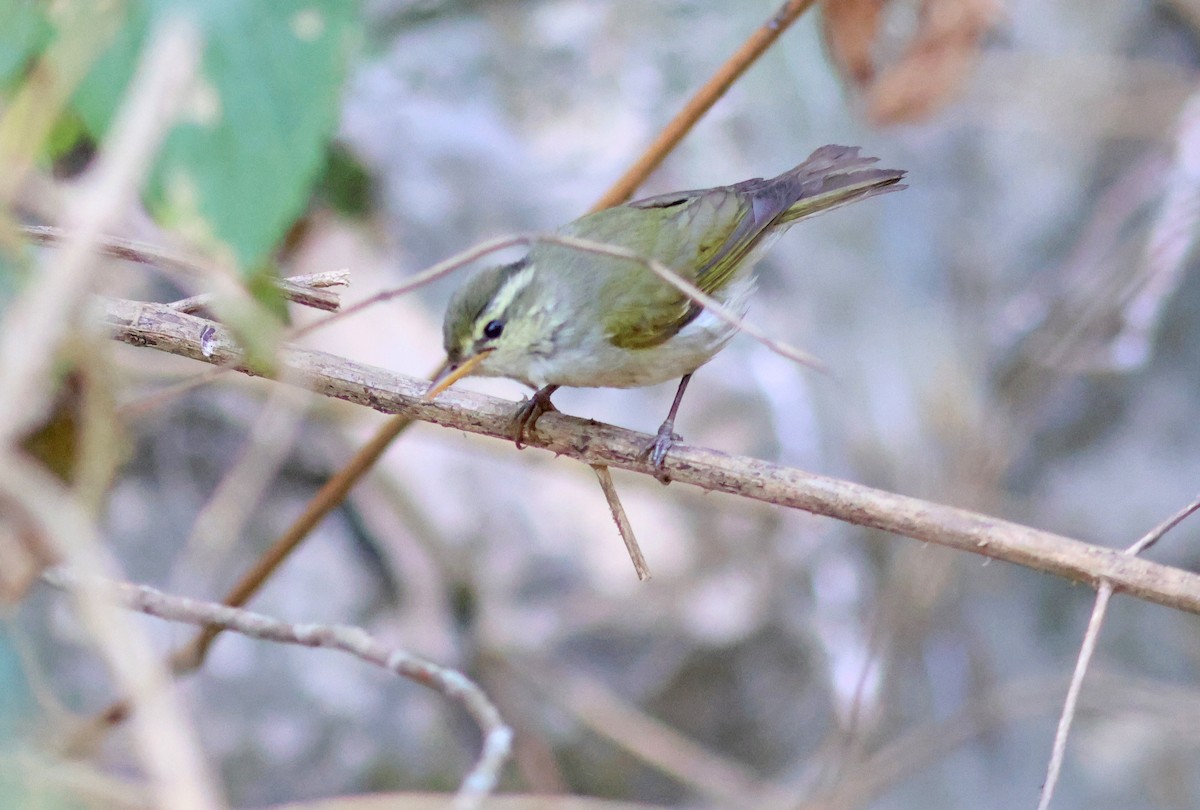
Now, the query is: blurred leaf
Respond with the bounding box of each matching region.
[209,281,287,375]
[19,371,83,484]
[0,1,50,87]
[73,0,361,271]
[0,518,50,605]
[821,0,885,87]
[247,265,291,324]
[866,0,1000,124]
[316,143,375,220]
[43,108,92,168]
[822,0,1000,125]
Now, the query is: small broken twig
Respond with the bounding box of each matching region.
[591,465,651,580]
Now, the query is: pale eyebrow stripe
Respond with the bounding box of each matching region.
[481,263,536,327]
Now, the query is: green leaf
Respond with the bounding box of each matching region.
[73,0,360,272]
[0,1,50,87]
[316,142,375,220]
[246,264,290,324]
[44,107,92,165]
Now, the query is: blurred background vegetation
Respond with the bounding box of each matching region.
[3,0,1200,808]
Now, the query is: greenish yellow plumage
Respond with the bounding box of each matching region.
[429,145,905,468]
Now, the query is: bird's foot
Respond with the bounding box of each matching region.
[512,385,559,449]
[642,421,682,483]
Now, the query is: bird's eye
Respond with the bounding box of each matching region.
[483,319,505,340]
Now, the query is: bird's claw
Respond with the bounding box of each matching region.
[512,389,558,449]
[642,424,682,483]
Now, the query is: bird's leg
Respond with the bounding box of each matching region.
[512,384,559,449]
[645,373,692,477]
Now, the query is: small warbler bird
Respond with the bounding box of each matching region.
[426,145,905,471]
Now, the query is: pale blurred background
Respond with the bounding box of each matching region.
[6,1,1200,808]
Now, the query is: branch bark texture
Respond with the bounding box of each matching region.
[102,298,1200,616]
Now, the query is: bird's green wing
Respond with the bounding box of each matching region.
[632,181,793,305]
[561,146,905,350]
[558,188,772,350]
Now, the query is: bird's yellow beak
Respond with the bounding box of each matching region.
[424,351,492,400]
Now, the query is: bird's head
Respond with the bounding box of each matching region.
[425,259,549,398]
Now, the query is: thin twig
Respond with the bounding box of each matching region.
[588,0,819,212]
[115,366,231,418]
[90,412,418,732]
[591,465,651,580]
[1127,493,1200,556]
[1036,583,1113,810]
[43,568,512,810]
[290,234,540,340]
[28,223,348,313]
[547,234,827,371]
[296,232,827,371]
[23,224,212,279]
[101,296,1200,616]
[1037,492,1200,810]
[167,270,348,314]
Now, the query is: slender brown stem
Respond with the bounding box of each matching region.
[93,412,416,728]
[185,413,415,663]
[588,0,818,212]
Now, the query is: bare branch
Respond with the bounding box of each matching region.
[168,270,348,314]
[102,297,1200,616]
[1037,491,1200,810]
[25,225,349,313]
[591,465,651,581]
[1036,582,1112,810]
[23,224,218,279]
[42,568,512,809]
[1127,492,1200,556]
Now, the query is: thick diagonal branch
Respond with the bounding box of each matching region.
[102,297,1200,616]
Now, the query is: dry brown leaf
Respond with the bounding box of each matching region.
[822,0,1002,125]
[869,0,1002,124]
[0,504,55,604]
[822,0,888,87]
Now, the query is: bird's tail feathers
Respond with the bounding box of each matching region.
[762,145,906,225]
